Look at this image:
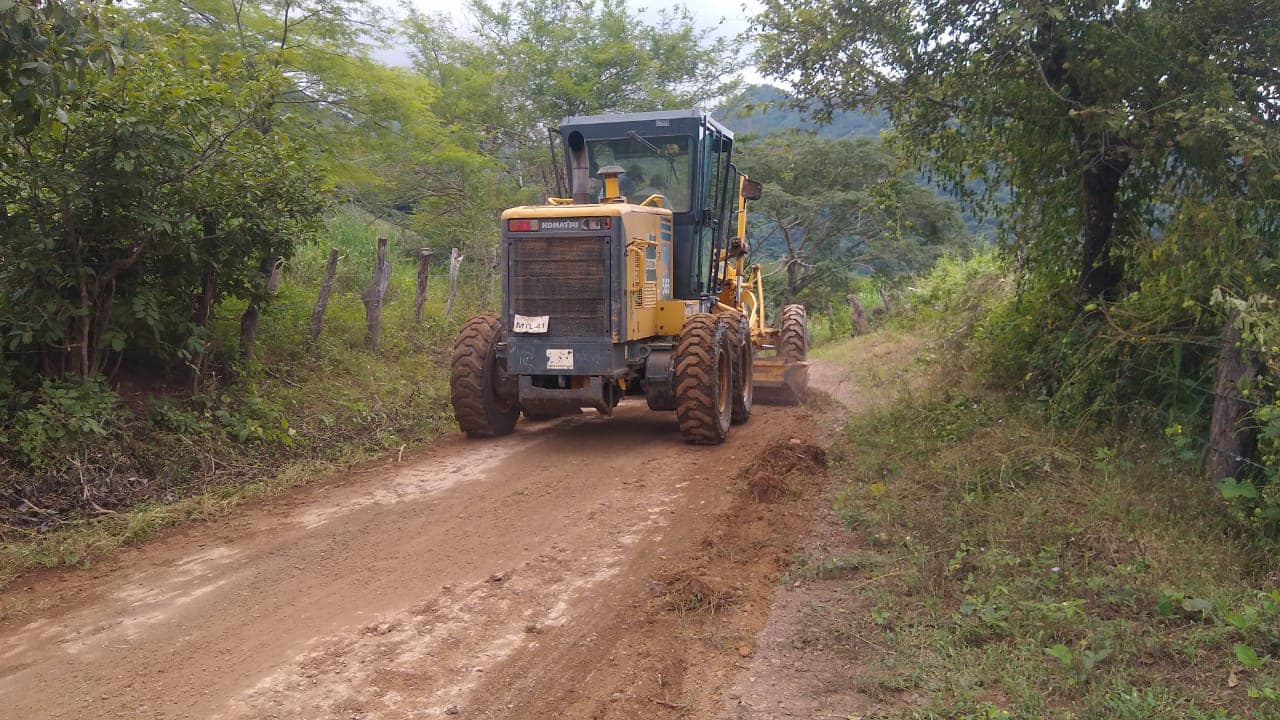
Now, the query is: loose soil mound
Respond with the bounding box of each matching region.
[743,440,828,502]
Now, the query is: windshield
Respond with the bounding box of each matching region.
[586,135,694,212]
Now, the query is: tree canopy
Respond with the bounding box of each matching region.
[740,132,969,305]
[753,0,1280,301]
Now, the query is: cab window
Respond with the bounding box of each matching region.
[586,135,694,212]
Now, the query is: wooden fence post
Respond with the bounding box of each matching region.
[414,248,435,325]
[1206,309,1263,484]
[266,258,285,294]
[307,247,341,347]
[445,247,463,318]
[361,238,392,351]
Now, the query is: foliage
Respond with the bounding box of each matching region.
[1211,291,1280,537]
[130,0,453,215]
[754,0,1280,522]
[0,32,324,379]
[8,378,122,471]
[0,0,119,136]
[463,0,736,131]
[0,210,480,579]
[753,0,1280,302]
[738,131,971,307]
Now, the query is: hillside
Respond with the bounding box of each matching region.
[716,84,889,139]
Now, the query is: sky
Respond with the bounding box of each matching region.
[369,0,772,86]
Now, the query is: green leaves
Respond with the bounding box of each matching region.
[1,32,324,380]
[753,0,1280,301]
[1045,642,1111,685]
[1045,643,1073,666]
[738,130,970,304]
[1234,643,1269,670]
[1217,477,1258,501]
[1,0,119,138]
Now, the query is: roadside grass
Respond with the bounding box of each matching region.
[821,367,1280,719]
[0,206,490,590]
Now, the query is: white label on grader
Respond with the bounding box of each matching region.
[513,314,549,333]
[546,349,574,370]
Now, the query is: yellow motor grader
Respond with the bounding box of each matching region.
[450,110,808,444]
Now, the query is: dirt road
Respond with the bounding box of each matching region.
[0,360,862,720]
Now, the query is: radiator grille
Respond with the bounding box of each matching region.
[509,236,609,336]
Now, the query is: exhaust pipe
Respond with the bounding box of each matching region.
[567,131,590,204]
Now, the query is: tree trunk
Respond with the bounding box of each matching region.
[1205,309,1263,484]
[414,248,435,325]
[1078,151,1130,300]
[307,247,341,348]
[445,247,463,318]
[846,294,870,336]
[191,261,217,394]
[240,304,260,363]
[361,237,392,351]
[239,256,275,362]
[878,285,892,314]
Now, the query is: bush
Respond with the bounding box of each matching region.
[7,379,125,472]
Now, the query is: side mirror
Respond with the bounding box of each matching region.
[741,178,763,201]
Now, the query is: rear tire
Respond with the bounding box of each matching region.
[450,314,519,438]
[723,311,754,425]
[674,313,733,445]
[780,304,808,363]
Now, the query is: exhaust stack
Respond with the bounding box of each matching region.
[567,131,591,204]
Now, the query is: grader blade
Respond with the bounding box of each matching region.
[752,357,809,405]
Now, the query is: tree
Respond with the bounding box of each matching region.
[753,0,1280,302]
[131,0,450,215]
[465,0,737,132]
[0,33,324,379]
[740,132,969,304]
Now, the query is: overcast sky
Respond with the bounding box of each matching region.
[370,0,772,86]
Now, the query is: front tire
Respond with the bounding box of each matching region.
[723,311,754,425]
[779,304,808,363]
[450,314,519,438]
[675,313,734,445]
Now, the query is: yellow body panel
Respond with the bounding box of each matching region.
[504,200,682,343]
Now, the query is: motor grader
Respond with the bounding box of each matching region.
[450,110,808,444]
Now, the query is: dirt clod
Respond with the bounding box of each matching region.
[744,441,828,503]
[661,571,732,614]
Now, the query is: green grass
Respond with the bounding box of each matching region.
[818,361,1280,719]
[0,206,496,590]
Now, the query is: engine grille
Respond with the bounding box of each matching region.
[509,236,609,336]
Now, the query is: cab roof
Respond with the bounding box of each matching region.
[559,110,734,140]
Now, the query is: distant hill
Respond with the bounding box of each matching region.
[714,85,889,139]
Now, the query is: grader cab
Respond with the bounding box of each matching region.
[450,110,809,444]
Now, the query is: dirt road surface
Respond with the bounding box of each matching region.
[0,358,869,720]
